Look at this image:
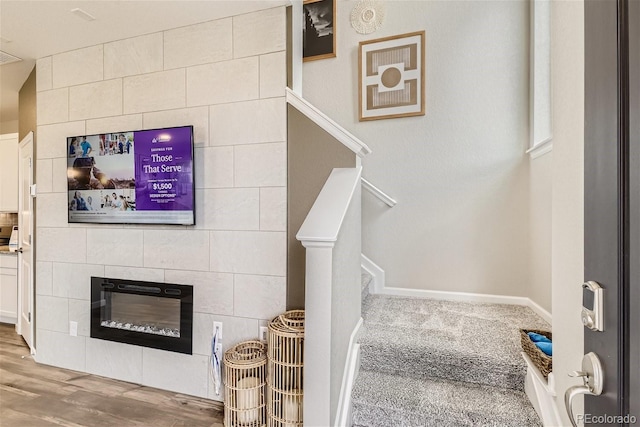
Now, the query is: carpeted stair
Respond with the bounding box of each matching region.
[352,291,550,427]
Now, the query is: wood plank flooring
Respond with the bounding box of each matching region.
[0,323,224,426]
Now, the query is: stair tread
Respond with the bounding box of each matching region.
[352,370,542,427]
[360,295,548,366]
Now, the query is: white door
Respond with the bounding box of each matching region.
[17,132,34,353]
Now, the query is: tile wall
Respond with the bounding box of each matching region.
[34,6,287,400]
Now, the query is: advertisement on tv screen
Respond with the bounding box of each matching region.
[67,126,194,225]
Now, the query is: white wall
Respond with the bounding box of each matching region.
[303,1,531,297]
[529,152,552,313]
[34,6,287,400]
[550,1,585,424]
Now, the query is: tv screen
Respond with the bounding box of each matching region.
[67,125,195,225]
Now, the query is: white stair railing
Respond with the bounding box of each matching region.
[297,167,363,426]
[286,88,372,158]
[361,177,397,207]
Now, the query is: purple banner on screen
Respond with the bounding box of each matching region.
[134,127,193,211]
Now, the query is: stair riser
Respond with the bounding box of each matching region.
[358,344,526,391]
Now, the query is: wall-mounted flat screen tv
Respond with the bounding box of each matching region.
[67,125,195,225]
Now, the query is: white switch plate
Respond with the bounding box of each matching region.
[69,321,78,337]
[259,326,268,341]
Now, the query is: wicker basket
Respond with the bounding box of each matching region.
[224,340,267,427]
[267,310,305,427]
[520,329,552,378]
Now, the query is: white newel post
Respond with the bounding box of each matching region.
[300,241,334,426]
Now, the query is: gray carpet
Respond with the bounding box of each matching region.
[361,272,373,302]
[352,293,549,427]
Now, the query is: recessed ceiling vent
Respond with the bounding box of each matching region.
[0,50,22,66]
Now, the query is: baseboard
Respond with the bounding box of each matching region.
[523,352,562,426]
[526,298,552,325]
[334,317,363,427]
[361,254,385,293]
[0,314,17,324]
[379,286,553,324]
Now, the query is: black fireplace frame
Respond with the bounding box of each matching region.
[90,276,193,354]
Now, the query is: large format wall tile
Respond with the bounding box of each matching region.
[260,187,286,231]
[124,69,186,114]
[210,98,285,146]
[233,274,286,319]
[36,57,52,92]
[210,231,285,276]
[37,121,85,160]
[197,188,259,230]
[194,146,234,189]
[36,330,86,371]
[164,18,233,69]
[104,266,165,283]
[86,339,143,384]
[259,52,286,98]
[234,142,286,187]
[143,107,209,146]
[52,45,103,89]
[36,159,53,194]
[86,228,144,267]
[143,230,210,271]
[104,33,163,79]
[86,114,143,135]
[52,158,68,193]
[36,261,53,296]
[142,348,209,398]
[36,193,69,228]
[233,7,285,58]
[68,299,90,337]
[37,88,69,125]
[36,295,69,333]
[52,262,104,300]
[34,12,288,400]
[38,228,87,263]
[69,79,123,121]
[187,57,258,106]
[165,270,234,316]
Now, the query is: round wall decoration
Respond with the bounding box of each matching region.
[350,0,385,34]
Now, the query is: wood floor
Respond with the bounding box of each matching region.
[0,323,224,426]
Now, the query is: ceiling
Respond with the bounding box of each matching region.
[0,0,288,125]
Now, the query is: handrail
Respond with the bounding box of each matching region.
[286,88,372,158]
[297,167,362,246]
[361,177,397,207]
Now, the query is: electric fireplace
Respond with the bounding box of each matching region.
[91,277,193,354]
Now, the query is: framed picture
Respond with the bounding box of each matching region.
[303,0,336,61]
[359,31,425,121]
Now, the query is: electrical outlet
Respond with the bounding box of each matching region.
[69,321,78,337]
[259,326,268,341]
[213,321,223,340]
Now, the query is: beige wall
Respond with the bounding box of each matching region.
[550,1,585,424]
[303,0,532,298]
[18,67,37,143]
[33,7,288,400]
[287,105,355,309]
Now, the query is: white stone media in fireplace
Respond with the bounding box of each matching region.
[91,277,193,354]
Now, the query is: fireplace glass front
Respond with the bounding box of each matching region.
[91,277,193,354]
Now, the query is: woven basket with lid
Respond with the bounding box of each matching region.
[224,340,267,427]
[267,310,304,427]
